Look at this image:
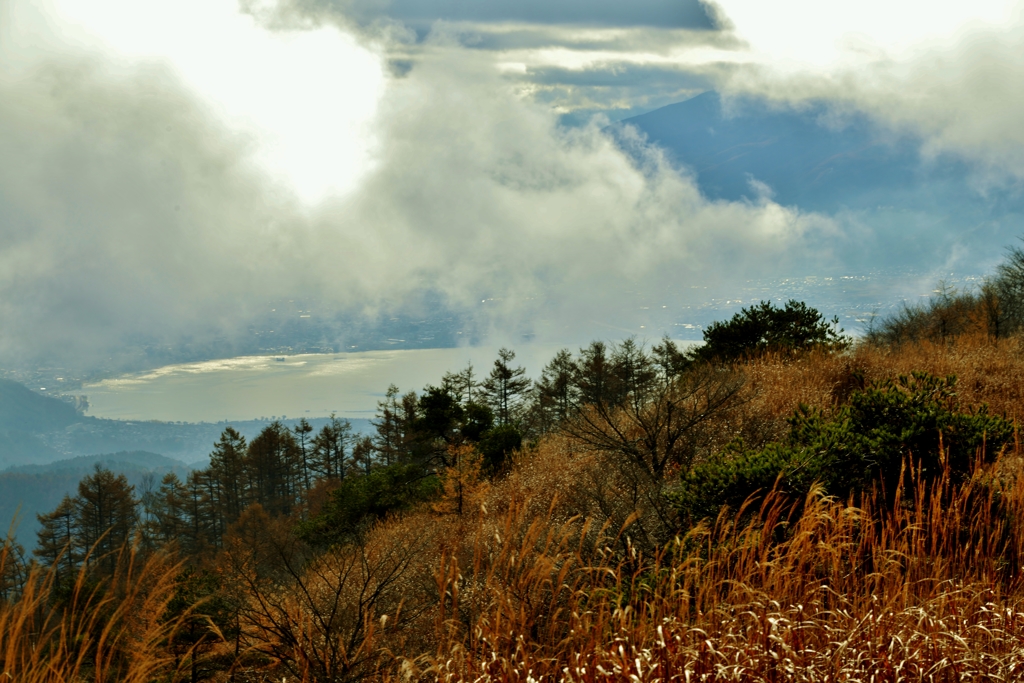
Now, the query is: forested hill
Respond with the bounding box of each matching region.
[0,379,80,433]
[0,379,83,471]
[0,451,190,545]
[0,375,375,543]
[0,377,373,469]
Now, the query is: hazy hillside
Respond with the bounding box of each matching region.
[0,451,190,546]
[620,92,1024,271]
[0,375,373,469]
[0,379,84,469]
[621,91,961,210]
[0,378,80,433]
[0,430,65,470]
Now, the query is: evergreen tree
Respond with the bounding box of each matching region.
[74,466,138,574]
[995,242,1024,334]
[34,495,79,585]
[311,415,353,480]
[693,299,846,363]
[182,470,217,557]
[533,349,574,424]
[0,535,28,602]
[207,427,248,526]
[351,436,375,476]
[480,348,530,426]
[246,422,301,517]
[442,362,478,406]
[651,336,689,383]
[293,418,314,496]
[612,338,658,404]
[373,385,404,466]
[164,567,238,683]
[145,473,188,548]
[372,386,418,465]
[574,341,618,408]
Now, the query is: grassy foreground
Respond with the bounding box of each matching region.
[6,334,1024,681]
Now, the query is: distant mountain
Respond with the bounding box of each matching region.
[620,91,1024,269]
[0,378,81,433]
[621,91,991,210]
[0,451,190,547]
[0,379,84,469]
[0,376,374,469]
[6,450,187,475]
[0,430,65,470]
[0,378,379,548]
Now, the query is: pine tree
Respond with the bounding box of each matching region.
[480,348,530,426]
[372,386,417,465]
[207,427,248,526]
[612,338,657,404]
[651,336,689,383]
[144,473,188,548]
[0,535,28,602]
[74,466,138,574]
[535,348,578,428]
[574,341,617,408]
[442,362,478,406]
[293,418,314,496]
[34,495,79,585]
[311,415,353,480]
[351,436,375,476]
[246,422,301,517]
[182,469,217,557]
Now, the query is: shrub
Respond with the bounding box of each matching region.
[478,424,522,475]
[297,463,441,548]
[691,299,847,364]
[670,372,1013,525]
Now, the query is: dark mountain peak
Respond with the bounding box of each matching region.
[0,379,81,433]
[619,91,943,210]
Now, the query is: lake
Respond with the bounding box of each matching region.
[82,345,580,423]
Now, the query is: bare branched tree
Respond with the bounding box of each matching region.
[224,506,433,683]
[564,361,745,481]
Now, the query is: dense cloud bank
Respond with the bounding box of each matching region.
[0,45,834,370]
[4,0,1024,373]
[721,13,1024,185]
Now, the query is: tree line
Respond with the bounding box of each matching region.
[7,294,978,682]
[8,299,853,580]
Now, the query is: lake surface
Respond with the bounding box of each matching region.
[82,345,579,423]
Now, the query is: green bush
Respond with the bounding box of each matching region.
[297,463,440,548]
[670,372,1012,525]
[478,424,522,475]
[691,299,847,364]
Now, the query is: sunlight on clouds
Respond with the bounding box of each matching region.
[717,0,1019,70]
[33,0,386,204]
[7,0,973,371]
[711,0,1024,181]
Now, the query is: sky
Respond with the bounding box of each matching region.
[2,0,1024,372]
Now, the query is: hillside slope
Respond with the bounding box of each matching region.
[0,379,81,433]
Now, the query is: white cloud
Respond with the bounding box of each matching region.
[0,34,839,368]
[715,0,1017,70]
[714,0,1024,181]
[22,0,1021,371]
[308,50,839,336]
[20,0,386,204]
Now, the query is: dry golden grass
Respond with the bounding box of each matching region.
[381,337,1024,681]
[223,337,1024,681]
[743,333,1024,426]
[0,546,183,682]
[405,452,1024,681]
[10,336,1024,682]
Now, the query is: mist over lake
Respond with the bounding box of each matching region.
[81,345,580,423]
